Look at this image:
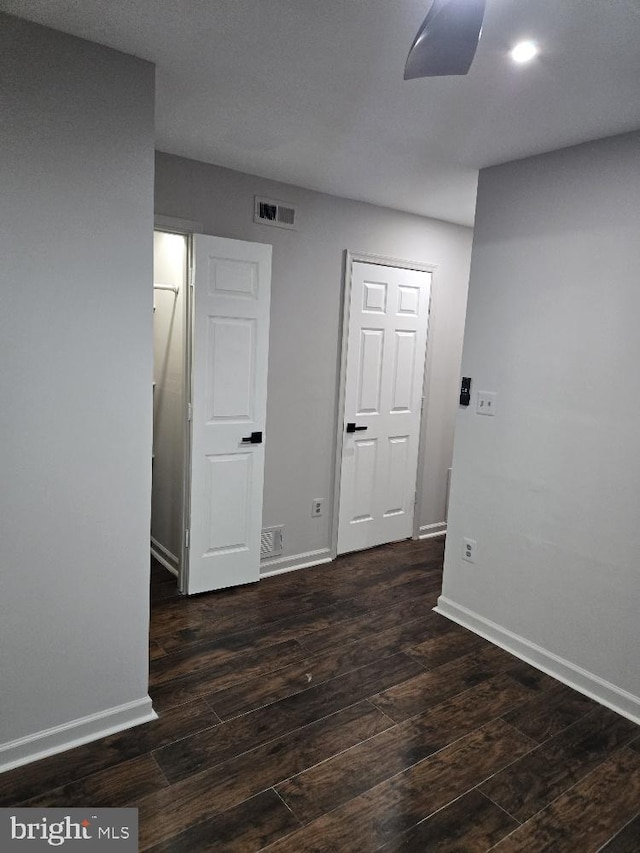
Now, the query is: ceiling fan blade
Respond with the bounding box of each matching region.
[404,0,486,79]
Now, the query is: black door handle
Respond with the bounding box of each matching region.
[346,423,368,433]
[241,431,263,444]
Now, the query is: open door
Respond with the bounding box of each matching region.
[185,235,272,594]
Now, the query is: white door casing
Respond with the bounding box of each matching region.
[337,260,432,554]
[186,235,271,594]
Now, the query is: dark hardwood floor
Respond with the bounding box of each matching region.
[4,537,640,851]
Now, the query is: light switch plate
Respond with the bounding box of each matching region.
[476,391,497,416]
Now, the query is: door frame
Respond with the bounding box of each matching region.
[330,250,437,559]
[152,215,202,594]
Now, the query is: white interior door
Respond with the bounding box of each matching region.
[186,235,271,594]
[337,261,431,555]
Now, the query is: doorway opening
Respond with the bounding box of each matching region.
[150,227,273,596]
[151,230,189,593]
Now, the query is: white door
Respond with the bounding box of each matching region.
[337,261,431,555]
[186,235,271,594]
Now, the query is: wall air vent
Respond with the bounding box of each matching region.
[260,525,283,559]
[254,196,298,231]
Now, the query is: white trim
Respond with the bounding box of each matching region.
[154,214,203,234]
[434,596,640,726]
[181,234,195,596]
[0,697,157,774]
[330,250,352,561]
[150,538,179,577]
[344,251,437,273]
[332,250,437,559]
[419,522,447,540]
[412,269,437,540]
[445,466,452,523]
[260,548,333,577]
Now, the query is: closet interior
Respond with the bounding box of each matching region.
[151,230,188,588]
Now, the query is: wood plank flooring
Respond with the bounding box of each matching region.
[3,537,640,851]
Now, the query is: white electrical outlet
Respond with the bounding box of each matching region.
[476,391,497,416]
[312,498,323,517]
[462,537,477,563]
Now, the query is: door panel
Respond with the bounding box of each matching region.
[398,285,420,315]
[357,329,384,414]
[353,438,378,523]
[338,261,431,555]
[209,257,258,298]
[363,280,388,313]
[391,331,417,412]
[207,317,256,421]
[187,235,271,594]
[204,452,252,553]
[384,435,410,517]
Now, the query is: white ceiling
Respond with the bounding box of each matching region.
[3,0,640,226]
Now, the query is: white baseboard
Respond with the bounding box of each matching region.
[151,537,179,577]
[435,596,640,726]
[0,696,157,774]
[419,522,447,540]
[260,548,333,578]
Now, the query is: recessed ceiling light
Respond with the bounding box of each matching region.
[510,41,538,63]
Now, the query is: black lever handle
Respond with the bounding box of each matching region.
[346,423,368,433]
[241,431,263,444]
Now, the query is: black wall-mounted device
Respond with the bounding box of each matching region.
[460,377,472,406]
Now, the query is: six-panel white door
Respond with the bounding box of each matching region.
[337,261,431,554]
[186,235,271,594]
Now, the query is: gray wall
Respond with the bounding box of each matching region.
[155,153,472,565]
[0,15,155,757]
[442,132,640,706]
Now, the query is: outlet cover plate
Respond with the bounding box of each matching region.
[462,537,477,563]
[476,391,497,416]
